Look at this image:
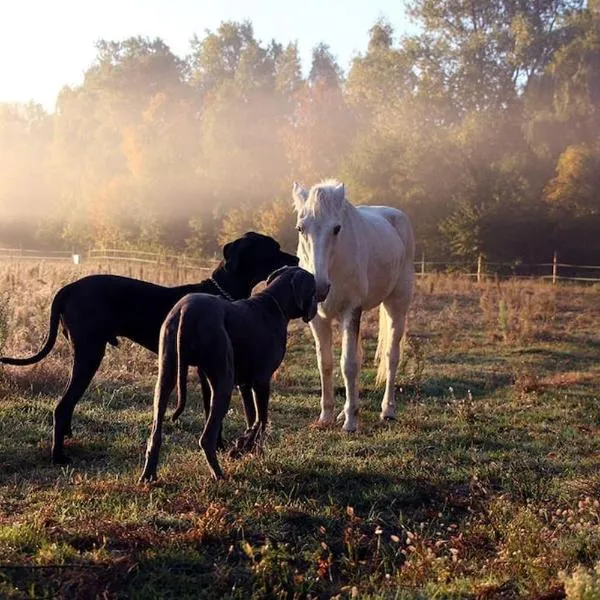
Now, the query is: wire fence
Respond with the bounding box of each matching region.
[0,247,216,271]
[0,247,599,284]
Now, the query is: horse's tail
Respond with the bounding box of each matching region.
[374,210,414,387]
[172,310,188,422]
[375,305,408,387]
[0,286,68,366]
[375,306,390,387]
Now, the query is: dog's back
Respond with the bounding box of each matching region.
[158,294,231,420]
[158,290,289,421]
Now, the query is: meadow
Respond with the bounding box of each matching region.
[0,260,598,599]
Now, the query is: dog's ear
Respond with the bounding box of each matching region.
[292,269,318,323]
[266,266,289,286]
[222,237,246,272]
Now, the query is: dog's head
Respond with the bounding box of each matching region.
[223,232,299,286]
[266,266,318,323]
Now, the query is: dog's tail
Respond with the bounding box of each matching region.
[0,286,68,366]
[171,310,188,422]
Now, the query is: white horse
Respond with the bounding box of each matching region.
[293,179,415,431]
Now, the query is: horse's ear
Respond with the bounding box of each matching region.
[332,182,345,209]
[292,182,308,212]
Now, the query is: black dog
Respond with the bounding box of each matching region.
[0,232,298,464]
[139,266,317,482]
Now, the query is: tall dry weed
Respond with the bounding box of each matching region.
[479,280,556,344]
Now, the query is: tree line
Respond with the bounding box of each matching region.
[1,0,599,263]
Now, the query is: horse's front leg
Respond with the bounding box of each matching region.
[310,313,335,427]
[340,308,362,432]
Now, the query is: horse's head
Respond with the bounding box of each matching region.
[292,179,347,302]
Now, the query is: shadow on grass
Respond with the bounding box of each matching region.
[0,438,143,484]
[515,345,600,371]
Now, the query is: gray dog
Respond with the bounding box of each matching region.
[139,266,317,482]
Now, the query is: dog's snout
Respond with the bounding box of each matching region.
[315,282,331,302]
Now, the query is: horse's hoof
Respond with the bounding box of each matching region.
[311,419,333,430]
[381,415,397,422]
[138,473,157,484]
[342,423,357,433]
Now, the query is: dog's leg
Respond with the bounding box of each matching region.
[340,308,362,432]
[198,369,211,420]
[52,341,106,464]
[140,360,177,483]
[239,384,256,428]
[199,369,233,451]
[250,381,270,452]
[200,380,233,480]
[199,338,234,480]
[229,381,269,458]
[228,384,256,457]
[309,314,335,427]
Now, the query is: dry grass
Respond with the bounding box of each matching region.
[0,261,599,599]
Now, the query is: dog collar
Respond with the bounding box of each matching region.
[263,292,286,319]
[210,277,234,302]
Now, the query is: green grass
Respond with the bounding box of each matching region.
[0,265,599,598]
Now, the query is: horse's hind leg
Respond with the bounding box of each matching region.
[340,308,363,432]
[52,339,106,464]
[380,278,413,420]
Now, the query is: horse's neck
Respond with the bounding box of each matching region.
[340,204,366,254]
[330,206,368,286]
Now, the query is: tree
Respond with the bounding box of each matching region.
[188,21,256,97]
[545,144,600,216]
[406,0,584,113]
[309,43,343,89]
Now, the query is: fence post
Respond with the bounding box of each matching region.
[420,252,426,277]
[477,254,483,283]
[552,250,558,285]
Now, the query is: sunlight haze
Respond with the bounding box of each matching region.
[0,0,412,110]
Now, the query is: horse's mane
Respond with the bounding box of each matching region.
[303,179,348,218]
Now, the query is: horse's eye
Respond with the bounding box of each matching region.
[296,225,304,234]
[333,225,341,236]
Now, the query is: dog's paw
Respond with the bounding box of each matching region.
[138,472,158,485]
[52,453,72,465]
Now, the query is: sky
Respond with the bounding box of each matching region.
[0,0,414,112]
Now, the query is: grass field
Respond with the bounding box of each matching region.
[0,261,599,599]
